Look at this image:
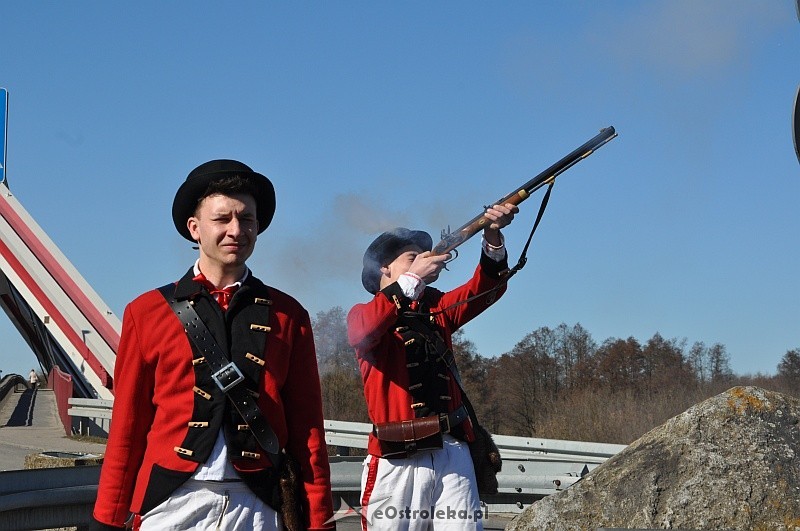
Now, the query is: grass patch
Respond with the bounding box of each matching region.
[68,433,108,444]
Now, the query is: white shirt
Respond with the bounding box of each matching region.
[397,235,507,300]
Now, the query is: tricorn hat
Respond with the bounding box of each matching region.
[172,159,276,241]
[361,228,432,294]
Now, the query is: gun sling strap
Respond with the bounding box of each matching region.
[158,284,280,457]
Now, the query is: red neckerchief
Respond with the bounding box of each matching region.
[193,272,240,311]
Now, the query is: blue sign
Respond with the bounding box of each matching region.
[0,87,6,183]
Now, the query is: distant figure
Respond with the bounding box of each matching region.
[28,369,38,389]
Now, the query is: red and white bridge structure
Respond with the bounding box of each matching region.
[0,182,118,403]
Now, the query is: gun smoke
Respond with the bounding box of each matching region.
[255,191,477,313]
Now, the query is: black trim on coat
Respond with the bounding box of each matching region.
[139,464,194,516]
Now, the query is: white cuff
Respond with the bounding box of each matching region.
[398,272,426,300]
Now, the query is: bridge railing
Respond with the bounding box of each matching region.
[49,366,73,436]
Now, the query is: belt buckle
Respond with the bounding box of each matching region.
[440,350,455,368]
[439,412,451,434]
[212,362,245,393]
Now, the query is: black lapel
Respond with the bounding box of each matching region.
[172,267,229,357]
[227,275,271,385]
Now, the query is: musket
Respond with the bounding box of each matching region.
[431,126,617,257]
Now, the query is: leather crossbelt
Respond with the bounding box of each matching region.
[158,285,280,456]
[438,404,470,433]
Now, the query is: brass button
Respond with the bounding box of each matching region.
[193,386,212,400]
[245,352,266,366]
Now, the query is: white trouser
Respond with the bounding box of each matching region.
[140,479,281,530]
[360,434,484,531]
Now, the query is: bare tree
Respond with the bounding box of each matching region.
[312,306,356,374]
[777,348,800,396]
[554,322,597,389]
[707,343,733,383]
[320,369,369,422]
[594,337,643,390]
[689,341,708,383]
[312,306,367,421]
[491,328,561,436]
[641,333,691,396]
[451,330,498,429]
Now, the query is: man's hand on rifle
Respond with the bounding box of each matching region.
[483,203,519,246]
[407,251,450,285]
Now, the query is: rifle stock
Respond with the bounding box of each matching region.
[431,126,617,256]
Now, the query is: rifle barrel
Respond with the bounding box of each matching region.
[431,126,617,256]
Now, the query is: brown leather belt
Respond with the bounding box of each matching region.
[373,405,469,458]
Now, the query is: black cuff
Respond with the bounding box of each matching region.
[480,250,509,279]
[88,517,125,531]
[379,281,412,310]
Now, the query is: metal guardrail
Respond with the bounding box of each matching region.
[67,397,112,437]
[325,419,624,462]
[324,419,626,512]
[65,405,626,463]
[0,466,100,530]
[47,401,626,526]
[491,433,625,462]
[68,397,113,420]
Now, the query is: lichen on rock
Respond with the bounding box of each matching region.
[506,387,800,531]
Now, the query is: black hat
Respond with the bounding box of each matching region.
[172,159,276,241]
[361,228,432,294]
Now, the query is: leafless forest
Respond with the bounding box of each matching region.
[313,307,800,445]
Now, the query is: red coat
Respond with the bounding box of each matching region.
[347,253,508,457]
[93,269,333,529]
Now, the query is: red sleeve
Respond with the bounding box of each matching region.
[433,252,509,332]
[347,282,409,351]
[281,308,334,530]
[93,303,157,527]
[348,251,509,351]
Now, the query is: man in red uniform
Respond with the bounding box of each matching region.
[93,160,334,530]
[348,203,517,530]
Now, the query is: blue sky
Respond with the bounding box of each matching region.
[0,2,798,378]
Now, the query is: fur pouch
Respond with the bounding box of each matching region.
[469,424,502,497]
[279,451,306,531]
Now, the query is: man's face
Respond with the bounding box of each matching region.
[380,244,439,289]
[187,193,258,273]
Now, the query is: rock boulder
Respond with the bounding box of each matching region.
[507,386,800,530]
